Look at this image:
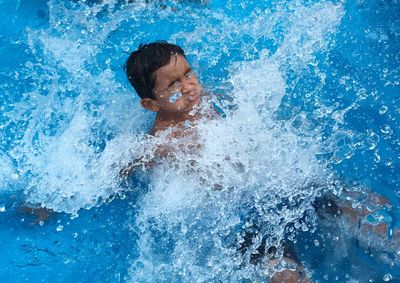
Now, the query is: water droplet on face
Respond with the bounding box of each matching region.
[169,92,182,103]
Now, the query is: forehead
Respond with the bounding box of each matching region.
[153,54,189,82]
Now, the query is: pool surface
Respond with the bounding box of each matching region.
[1,0,400,281]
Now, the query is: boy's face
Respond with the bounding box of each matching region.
[141,54,201,115]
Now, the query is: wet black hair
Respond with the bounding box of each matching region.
[124,41,186,100]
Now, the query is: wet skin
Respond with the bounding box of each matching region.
[140,54,202,134]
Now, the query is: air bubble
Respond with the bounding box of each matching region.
[56,225,64,232]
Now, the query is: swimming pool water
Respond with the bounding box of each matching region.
[1,0,400,281]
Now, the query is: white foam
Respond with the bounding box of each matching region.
[0,156,15,187]
[128,1,344,280]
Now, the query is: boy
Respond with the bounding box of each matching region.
[123,41,309,282]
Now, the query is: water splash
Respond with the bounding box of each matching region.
[1,0,400,281]
[126,2,345,280]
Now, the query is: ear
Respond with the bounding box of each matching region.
[140,98,160,112]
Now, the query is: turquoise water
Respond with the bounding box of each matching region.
[1,0,399,281]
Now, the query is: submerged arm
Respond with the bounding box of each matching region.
[119,157,156,178]
[269,257,310,283]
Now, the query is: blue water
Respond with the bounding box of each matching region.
[1,0,400,282]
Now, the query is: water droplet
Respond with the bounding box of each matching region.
[39,221,44,226]
[381,125,393,135]
[56,225,64,232]
[358,88,368,99]
[314,239,320,247]
[385,159,393,167]
[379,106,388,115]
[383,273,392,282]
[70,213,79,220]
[0,206,5,212]
[373,152,381,163]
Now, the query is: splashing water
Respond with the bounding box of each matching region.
[1,0,400,281]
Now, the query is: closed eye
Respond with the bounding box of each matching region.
[167,79,179,89]
[184,69,195,79]
[166,80,181,92]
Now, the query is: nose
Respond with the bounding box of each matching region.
[181,78,196,94]
[181,83,190,93]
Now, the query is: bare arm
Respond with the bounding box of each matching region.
[119,156,157,178]
[119,144,174,178]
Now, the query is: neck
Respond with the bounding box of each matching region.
[157,111,196,125]
[151,111,198,135]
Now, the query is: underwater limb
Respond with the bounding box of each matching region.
[119,157,157,178]
[268,257,310,283]
[314,189,400,254]
[20,204,53,226]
